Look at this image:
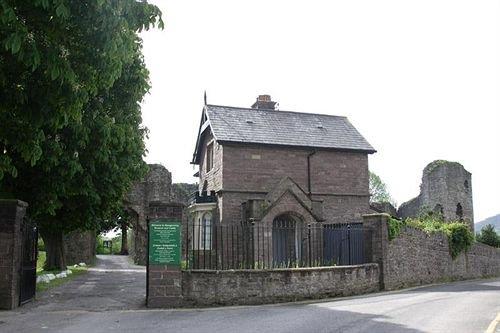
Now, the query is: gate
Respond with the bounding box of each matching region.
[272,215,302,267]
[19,218,37,305]
[323,223,364,265]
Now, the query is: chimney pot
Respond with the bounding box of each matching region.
[251,95,277,110]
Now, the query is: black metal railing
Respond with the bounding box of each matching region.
[188,191,217,205]
[185,222,371,270]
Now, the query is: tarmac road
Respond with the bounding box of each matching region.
[0,255,498,333]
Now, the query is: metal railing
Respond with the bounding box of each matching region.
[185,222,371,270]
[188,191,217,205]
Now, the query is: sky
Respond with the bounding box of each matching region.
[139,0,499,223]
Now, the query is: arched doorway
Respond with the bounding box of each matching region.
[272,213,303,267]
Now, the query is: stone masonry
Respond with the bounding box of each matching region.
[384,227,500,290]
[62,164,173,266]
[362,214,500,291]
[0,200,27,310]
[398,160,474,230]
[63,230,96,266]
[147,202,184,308]
[197,138,371,226]
[148,213,500,308]
[182,264,380,306]
[125,164,173,265]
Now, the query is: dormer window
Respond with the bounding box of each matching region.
[206,142,214,172]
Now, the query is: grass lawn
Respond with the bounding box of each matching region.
[36,251,46,273]
[36,250,89,293]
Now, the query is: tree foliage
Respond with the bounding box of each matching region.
[476,224,500,248]
[369,171,395,205]
[0,1,163,268]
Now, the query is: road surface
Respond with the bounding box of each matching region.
[0,255,498,333]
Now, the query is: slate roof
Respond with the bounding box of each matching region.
[192,104,376,163]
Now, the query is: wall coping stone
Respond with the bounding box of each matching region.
[0,199,28,207]
[184,263,378,274]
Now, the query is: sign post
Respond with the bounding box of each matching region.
[146,202,184,308]
[149,220,181,266]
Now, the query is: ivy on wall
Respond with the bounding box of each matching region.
[387,216,474,259]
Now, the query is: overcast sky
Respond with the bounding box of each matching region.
[139,0,499,223]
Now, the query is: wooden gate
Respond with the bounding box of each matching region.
[19,218,37,305]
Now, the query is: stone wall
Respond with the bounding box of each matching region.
[384,227,500,290]
[363,214,500,291]
[63,230,96,266]
[370,202,397,218]
[198,130,223,193]
[0,200,27,310]
[205,143,370,225]
[146,202,184,308]
[171,183,198,205]
[125,164,172,265]
[181,264,380,306]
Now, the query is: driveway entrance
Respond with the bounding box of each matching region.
[30,255,146,312]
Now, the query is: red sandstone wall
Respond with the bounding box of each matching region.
[220,144,370,224]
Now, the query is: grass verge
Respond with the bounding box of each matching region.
[36,251,46,273]
[36,251,89,293]
[36,266,88,293]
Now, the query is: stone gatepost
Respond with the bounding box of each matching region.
[0,200,28,310]
[146,202,184,308]
[362,213,390,290]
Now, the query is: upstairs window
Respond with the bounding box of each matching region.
[206,142,214,172]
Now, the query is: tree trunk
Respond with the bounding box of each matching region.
[120,222,129,255]
[40,228,66,271]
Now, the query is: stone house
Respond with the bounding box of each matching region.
[188,95,376,266]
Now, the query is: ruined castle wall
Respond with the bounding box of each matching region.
[397,196,421,220]
[397,161,474,230]
[125,164,172,265]
[420,162,473,226]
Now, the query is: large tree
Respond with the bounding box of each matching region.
[369,171,395,205]
[0,1,162,269]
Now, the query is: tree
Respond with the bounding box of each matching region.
[476,224,500,248]
[369,171,395,205]
[0,1,162,269]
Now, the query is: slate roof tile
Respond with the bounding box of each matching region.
[205,105,375,153]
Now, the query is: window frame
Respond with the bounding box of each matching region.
[206,142,214,173]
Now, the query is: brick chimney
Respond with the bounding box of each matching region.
[251,95,277,110]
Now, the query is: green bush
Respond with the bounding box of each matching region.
[390,215,474,259]
[441,222,474,258]
[388,217,405,240]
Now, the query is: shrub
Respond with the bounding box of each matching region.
[441,222,474,258]
[388,217,405,240]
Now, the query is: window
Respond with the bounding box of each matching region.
[456,203,463,221]
[206,143,214,172]
[199,212,212,250]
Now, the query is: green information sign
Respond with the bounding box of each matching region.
[149,219,181,266]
